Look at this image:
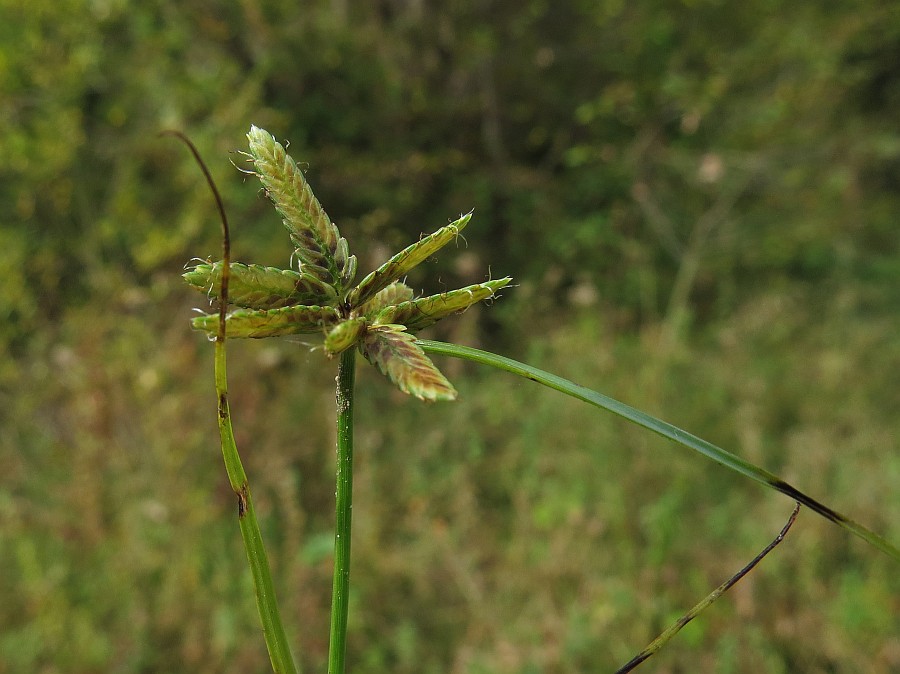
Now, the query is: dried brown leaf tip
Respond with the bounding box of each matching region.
[185,126,512,400]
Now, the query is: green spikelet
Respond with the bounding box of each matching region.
[186,128,513,403]
[192,304,340,338]
[246,126,354,291]
[333,237,358,287]
[360,325,457,401]
[372,278,511,331]
[347,212,472,307]
[325,317,368,356]
[184,261,338,309]
[357,281,415,318]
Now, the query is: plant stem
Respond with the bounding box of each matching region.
[215,338,299,674]
[171,128,298,673]
[328,348,356,674]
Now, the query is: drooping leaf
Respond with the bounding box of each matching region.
[192,304,340,338]
[347,212,472,307]
[184,261,338,309]
[356,281,415,318]
[372,278,512,331]
[245,126,354,290]
[325,317,368,356]
[360,325,457,401]
[418,339,900,561]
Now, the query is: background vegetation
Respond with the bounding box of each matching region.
[2,1,898,672]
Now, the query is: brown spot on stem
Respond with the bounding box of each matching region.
[237,485,248,518]
[218,392,229,420]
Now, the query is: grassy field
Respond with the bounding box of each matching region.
[3,270,898,673]
[3,2,899,671]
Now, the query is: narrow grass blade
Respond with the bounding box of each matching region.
[168,130,300,674]
[347,212,472,307]
[215,339,299,674]
[417,340,900,561]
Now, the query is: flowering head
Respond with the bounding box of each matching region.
[185,126,510,401]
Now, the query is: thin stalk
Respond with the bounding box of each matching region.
[614,503,801,673]
[328,348,356,674]
[215,341,298,674]
[166,130,299,674]
[417,340,900,561]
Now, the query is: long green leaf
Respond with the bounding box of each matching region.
[169,128,300,673]
[418,340,900,561]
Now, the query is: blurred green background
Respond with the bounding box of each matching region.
[2,1,899,672]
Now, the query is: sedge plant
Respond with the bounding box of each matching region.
[177,127,899,673]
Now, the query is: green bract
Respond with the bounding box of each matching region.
[185,126,511,401]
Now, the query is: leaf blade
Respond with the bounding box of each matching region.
[418,340,900,561]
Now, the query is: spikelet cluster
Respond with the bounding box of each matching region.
[246,126,357,291]
[185,126,511,401]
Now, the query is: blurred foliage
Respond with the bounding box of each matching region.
[1,0,898,672]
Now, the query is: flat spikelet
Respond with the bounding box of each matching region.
[347,212,472,307]
[246,126,356,291]
[192,305,340,338]
[184,261,338,309]
[372,278,512,331]
[361,325,457,401]
[356,281,415,318]
[325,317,368,356]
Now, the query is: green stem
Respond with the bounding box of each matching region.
[215,339,299,674]
[418,340,900,561]
[328,348,356,674]
[170,130,299,672]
